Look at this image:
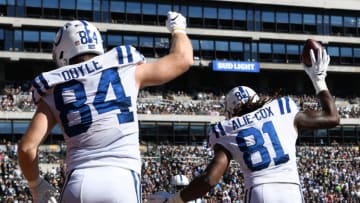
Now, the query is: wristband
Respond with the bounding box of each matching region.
[173,29,186,35]
[312,80,328,94]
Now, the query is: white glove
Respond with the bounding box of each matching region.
[28,177,58,203]
[304,48,330,94]
[166,11,187,34]
[148,191,184,203]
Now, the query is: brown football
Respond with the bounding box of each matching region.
[301,39,323,67]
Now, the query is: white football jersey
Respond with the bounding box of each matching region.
[209,96,300,189]
[32,45,145,174]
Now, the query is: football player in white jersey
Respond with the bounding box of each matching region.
[17,11,193,203]
[148,49,339,203]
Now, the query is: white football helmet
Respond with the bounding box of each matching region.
[225,86,259,119]
[171,174,189,186]
[171,174,189,192]
[52,20,104,67]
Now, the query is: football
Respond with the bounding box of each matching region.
[301,39,323,67]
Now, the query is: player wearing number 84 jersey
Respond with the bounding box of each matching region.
[18,11,193,203]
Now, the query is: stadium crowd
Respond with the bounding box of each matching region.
[0,140,63,202]
[0,140,359,202]
[141,144,360,203]
[0,84,359,118]
[0,83,360,202]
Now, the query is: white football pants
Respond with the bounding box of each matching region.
[60,166,141,203]
[244,183,304,203]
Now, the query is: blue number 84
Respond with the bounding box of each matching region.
[236,121,289,172]
[54,68,134,137]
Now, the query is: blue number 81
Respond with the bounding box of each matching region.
[236,121,289,171]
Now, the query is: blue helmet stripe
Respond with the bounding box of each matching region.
[80,20,93,43]
[238,86,249,99]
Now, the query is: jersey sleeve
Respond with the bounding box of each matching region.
[31,45,146,104]
[276,96,300,119]
[114,45,146,65]
[31,73,50,104]
[208,122,227,149]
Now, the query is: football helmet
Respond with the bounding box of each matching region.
[225,86,259,119]
[171,174,189,192]
[171,174,189,186]
[52,20,104,67]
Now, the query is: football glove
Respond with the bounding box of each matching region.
[166,11,187,34]
[148,191,184,203]
[304,48,330,94]
[28,177,58,203]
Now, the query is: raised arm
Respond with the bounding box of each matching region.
[295,48,340,129]
[135,11,193,89]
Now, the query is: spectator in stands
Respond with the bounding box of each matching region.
[148,48,339,203]
[142,143,360,202]
[17,11,192,203]
[0,140,356,202]
[1,94,16,112]
[3,82,360,118]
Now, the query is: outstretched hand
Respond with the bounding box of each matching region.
[166,11,187,34]
[304,48,330,94]
[304,48,330,82]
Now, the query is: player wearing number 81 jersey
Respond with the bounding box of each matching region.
[19,12,193,203]
[148,48,339,203]
[210,89,300,187]
[209,88,302,203]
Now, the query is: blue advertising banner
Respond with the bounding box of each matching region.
[212,60,260,72]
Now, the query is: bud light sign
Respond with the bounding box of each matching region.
[212,60,260,73]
